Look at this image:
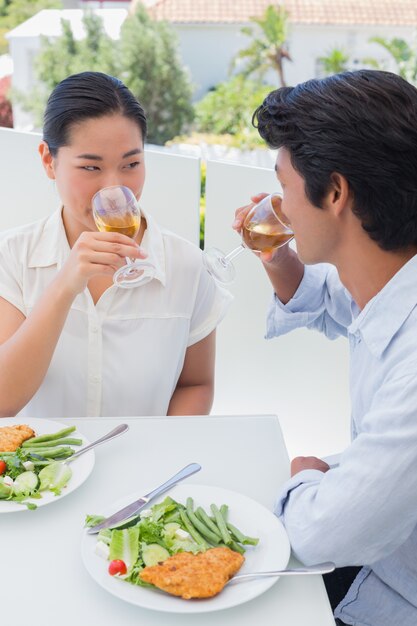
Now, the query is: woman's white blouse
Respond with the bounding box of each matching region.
[0,209,230,417]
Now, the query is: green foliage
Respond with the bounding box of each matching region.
[0,0,61,53]
[194,75,274,147]
[367,36,417,85]
[119,4,194,144]
[318,47,350,75]
[13,12,119,127]
[232,4,291,86]
[14,5,194,144]
[199,161,206,249]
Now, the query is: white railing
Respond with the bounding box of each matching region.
[0,128,350,457]
[0,128,201,244]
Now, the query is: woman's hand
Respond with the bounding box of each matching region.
[59,231,147,296]
[232,192,291,264]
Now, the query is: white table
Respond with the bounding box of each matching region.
[0,415,335,626]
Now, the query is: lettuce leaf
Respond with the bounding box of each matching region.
[149,496,179,522]
[109,527,140,573]
[39,461,72,496]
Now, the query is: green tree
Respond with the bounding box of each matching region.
[232,4,291,87]
[0,0,61,54]
[367,36,417,85]
[120,4,194,144]
[14,12,119,127]
[318,47,350,75]
[15,6,194,144]
[193,75,274,148]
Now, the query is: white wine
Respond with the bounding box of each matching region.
[95,215,140,239]
[242,221,293,253]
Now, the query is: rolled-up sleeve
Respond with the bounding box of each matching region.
[274,371,417,568]
[266,263,353,340]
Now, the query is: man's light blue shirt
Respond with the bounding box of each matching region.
[267,256,417,626]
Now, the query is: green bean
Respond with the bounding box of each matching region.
[195,507,222,539]
[210,504,233,545]
[186,509,221,545]
[227,522,259,546]
[25,446,74,459]
[179,510,209,549]
[225,521,245,543]
[229,540,245,555]
[217,540,245,555]
[220,504,228,520]
[30,460,53,467]
[185,499,220,543]
[23,437,82,448]
[22,426,76,446]
[186,497,194,516]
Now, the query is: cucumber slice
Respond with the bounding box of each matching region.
[13,471,38,496]
[163,522,181,538]
[142,543,170,567]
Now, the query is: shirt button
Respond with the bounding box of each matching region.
[91,325,99,334]
[92,375,100,383]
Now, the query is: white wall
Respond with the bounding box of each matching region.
[175,24,250,100]
[7,36,40,130]
[286,24,415,84]
[176,22,415,97]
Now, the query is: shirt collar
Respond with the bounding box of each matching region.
[348,253,417,358]
[27,207,167,286]
[28,208,69,268]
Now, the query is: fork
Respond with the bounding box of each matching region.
[227,561,335,585]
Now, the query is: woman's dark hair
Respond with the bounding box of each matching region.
[43,71,147,156]
[253,70,417,251]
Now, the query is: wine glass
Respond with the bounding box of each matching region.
[92,185,156,289]
[203,192,294,284]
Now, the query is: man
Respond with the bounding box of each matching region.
[233,70,417,625]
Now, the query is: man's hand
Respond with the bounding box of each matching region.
[291,456,330,477]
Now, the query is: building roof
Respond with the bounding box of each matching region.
[144,0,417,26]
[6,8,127,39]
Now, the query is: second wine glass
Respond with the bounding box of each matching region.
[203,193,294,285]
[92,185,156,289]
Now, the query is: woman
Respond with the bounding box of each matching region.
[0,71,229,418]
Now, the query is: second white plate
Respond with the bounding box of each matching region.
[0,417,94,513]
[81,483,290,614]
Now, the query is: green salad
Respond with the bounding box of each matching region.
[86,496,259,582]
[0,426,82,508]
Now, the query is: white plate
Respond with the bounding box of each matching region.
[81,483,290,614]
[0,417,94,513]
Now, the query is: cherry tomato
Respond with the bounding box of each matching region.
[108,559,127,576]
[0,460,6,475]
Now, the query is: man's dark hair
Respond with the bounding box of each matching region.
[43,71,147,156]
[253,70,417,251]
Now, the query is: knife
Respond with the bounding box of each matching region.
[87,462,201,534]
